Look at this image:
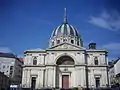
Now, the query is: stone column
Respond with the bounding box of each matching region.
[38,69,44,88]
[53,66,56,88]
[26,69,31,88]
[22,68,26,88]
[82,68,86,87]
[45,68,48,87]
[91,69,94,87]
[47,67,54,87]
[43,69,45,87]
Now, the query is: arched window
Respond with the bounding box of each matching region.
[33,57,37,65]
[56,56,74,65]
[94,57,98,65]
[63,39,67,42]
[77,41,79,46]
[71,40,74,44]
[52,41,54,46]
[57,40,60,44]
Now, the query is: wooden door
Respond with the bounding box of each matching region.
[62,75,69,89]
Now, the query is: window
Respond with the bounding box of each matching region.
[71,40,74,44]
[52,41,54,46]
[10,66,13,76]
[57,40,60,44]
[94,57,98,65]
[33,57,37,65]
[77,41,79,45]
[10,66,13,70]
[10,71,13,76]
[63,39,67,42]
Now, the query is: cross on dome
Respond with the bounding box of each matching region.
[63,8,67,23]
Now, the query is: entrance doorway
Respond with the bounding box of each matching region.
[95,77,100,88]
[62,75,69,89]
[31,77,36,90]
[56,55,74,88]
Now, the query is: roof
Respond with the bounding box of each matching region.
[0,52,23,63]
[24,48,46,53]
[51,23,79,37]
[108,58,120,68]
[26,48,44,51]
[86,49,107,52]
[0,52,17,58]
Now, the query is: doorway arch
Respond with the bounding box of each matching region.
[55,55,75,88]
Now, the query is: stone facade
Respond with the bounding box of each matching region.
[22,48,108,89]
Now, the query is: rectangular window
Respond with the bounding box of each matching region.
[10,66,13,70]
[33,57,37,65]
[95,60,98,65]
[10,66,13,76]
[10,71,13,76]
[94,57,98,65]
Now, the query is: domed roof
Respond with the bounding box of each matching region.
[51,8,79,38]
[51,23,79,37]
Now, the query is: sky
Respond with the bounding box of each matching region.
[0,0,120,60]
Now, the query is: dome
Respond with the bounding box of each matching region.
[51,23,79,37]
[51,8,79,38]
[49,8,83,48]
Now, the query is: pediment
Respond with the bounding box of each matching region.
[48,43,85,50]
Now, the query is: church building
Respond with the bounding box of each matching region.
[22,8,109,89]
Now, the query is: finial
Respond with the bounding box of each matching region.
[63,8,67,23]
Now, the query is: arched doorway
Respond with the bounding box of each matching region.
[56,55,74,89]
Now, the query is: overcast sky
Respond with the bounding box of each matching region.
[0,0,120,60]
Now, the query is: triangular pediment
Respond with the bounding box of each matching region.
[47,43,85,50]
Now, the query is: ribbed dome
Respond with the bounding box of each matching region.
[51,23,79,37]
[49,8,83,48]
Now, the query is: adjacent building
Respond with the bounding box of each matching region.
[0,71,9,90]
[0,52,23,85]
[22,8,109,89]
[109,58,120,85]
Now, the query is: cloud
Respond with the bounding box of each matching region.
[88,10,120,31]
[0,47,12,53]
[0,47,23,58]
[102,43,120,50]
[100,42,120,60]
